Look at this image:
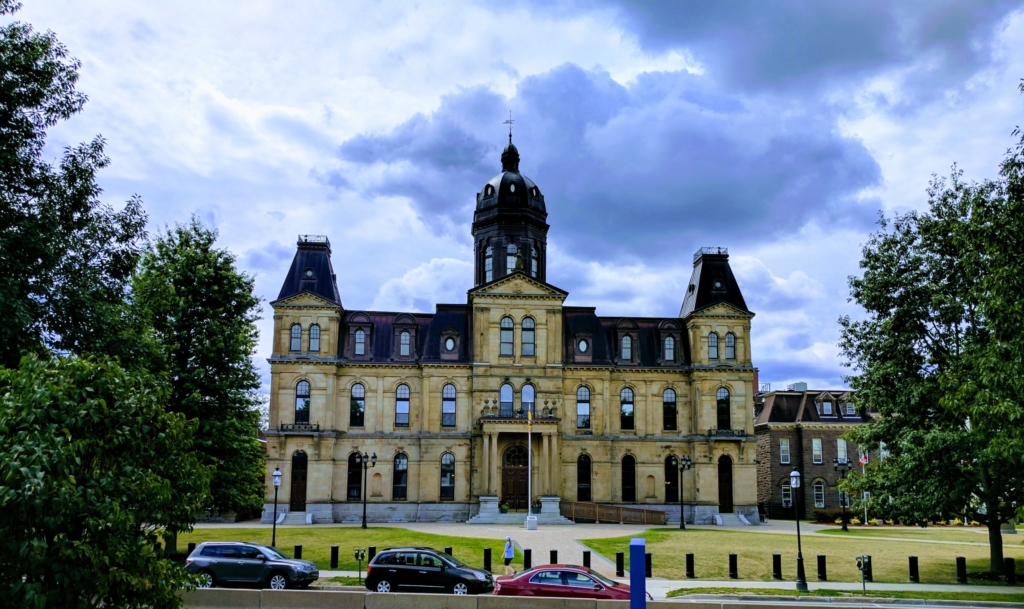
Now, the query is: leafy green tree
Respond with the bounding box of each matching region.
[0,354,210,609]
[0,0,149,368]
[840,104,1024,575]
[135,219,266,518]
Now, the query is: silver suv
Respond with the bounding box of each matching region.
[185,542,319,590]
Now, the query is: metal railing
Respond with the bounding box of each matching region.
[280,422,320,432]
[297,234,330,245]
[560,501,668,525]
[693,246,728,261]
[708,428,746,438]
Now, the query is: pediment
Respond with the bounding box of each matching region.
[469,272,568,301]
[271,291,341,309]
[687,301,754,318]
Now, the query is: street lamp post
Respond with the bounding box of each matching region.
[791,467,808,592]
[359,452,377,530]
[833,458,850,532]
[271,467,282,547]
[678,455,692,530]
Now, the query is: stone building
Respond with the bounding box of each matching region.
[754,383,875,519]
[263,139,760,524]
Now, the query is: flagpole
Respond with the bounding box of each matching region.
[526,406,537,530]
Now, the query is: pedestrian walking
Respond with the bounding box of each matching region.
[503,536,515,575]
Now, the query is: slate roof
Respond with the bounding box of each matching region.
[562,308,693,367]
[754,390,870,425]
[679,247,750,318]
[275,236,343,305]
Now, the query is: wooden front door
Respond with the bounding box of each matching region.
[501,467,528,510]
[290,451,308,511]
[718,455,733,514]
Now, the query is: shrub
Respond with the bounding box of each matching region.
[851,517,862,525]
[812,507,850,523]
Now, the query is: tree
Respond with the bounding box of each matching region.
[0,354,211,609]
[134,219,266,518]
[0,0,149,369]
[840,103,1024,576]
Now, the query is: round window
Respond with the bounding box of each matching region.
[445,337,455,351]
[509,183,516,193]
[578,339,588,353]
[713,280,722,289]
[304,268,314,278]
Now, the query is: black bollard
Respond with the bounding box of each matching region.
[484,548,492,573]
[294,545,302,560]
[864,554,873,582]
[616,552,624,577]
[551,550,557,564]
[817,554,827,581]
[729,553,738,579]
[583,550,591,569]
[445,546,453,557]
[956,556,967,584]
[686,553,695,579]
[645,553,652,578]
[368,546,376,561]
[909,556,919,583]
[524,549,532,570]
[1006,558,1016,585]
[772,553,782,580]
[330,545,339,569]
[187,542,196,556]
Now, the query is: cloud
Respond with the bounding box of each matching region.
[370,258,474,312]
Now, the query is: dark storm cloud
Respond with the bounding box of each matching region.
[335,64,881,262]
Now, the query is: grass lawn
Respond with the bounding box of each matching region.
[666,587,1024,603]
[581,528,1024,585]
[177,526,522,572]
[816,526,1015,544]
[325,576,365,586]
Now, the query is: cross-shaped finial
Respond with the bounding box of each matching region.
[503,111,514,143]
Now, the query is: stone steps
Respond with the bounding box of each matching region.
[467,512,575,525]
[281,511,311,525]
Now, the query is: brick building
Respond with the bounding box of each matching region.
[754,383,875,520]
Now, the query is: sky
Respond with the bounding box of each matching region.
[13,0,1024,393]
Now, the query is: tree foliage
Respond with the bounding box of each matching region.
[840,102,1024,574]
[0,355,211,609]
[135,219,266,517]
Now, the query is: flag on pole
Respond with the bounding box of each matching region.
[527,407,532,432]
[859,451,869,466]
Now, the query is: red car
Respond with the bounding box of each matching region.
[494,565,650,600]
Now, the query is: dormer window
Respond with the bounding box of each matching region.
[440,327,460,361]
[400,331,410,356]
[822,400,833,416]
[354,329,366,355]
[393,316,417,360]
[664,336,675,361]
[509,182,516,193]
[578,339,588,352]
[845,401,856,416]
[445,337,455,351]
[303,267,314,278]
[484,184,495,197]
[621,335,632,361]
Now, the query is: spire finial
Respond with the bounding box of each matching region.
[503,111,514,143]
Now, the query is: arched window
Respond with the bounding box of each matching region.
[577,454,592,502]
[295,380,310,424]
[290,324,302,351]
[620,387,635,430]
[813,481,825,508]
[506,243,518,274]
[576,386,591,429]
[725,332,736,360]
[395,384,410,427]
[347,453,362,501]
[309,324,321,352]
[484,246,493,282]
[504,445,528,467]
[393,454,408,500]
[621,335,632,361]
[500,317,514,356]
[354,329,366,355]
[708,332,719,360]
[665,456,679,503]
[441,384,457,427]
[622,455,637,502]
[399,330,411,357]
[440,453,455,500]
[717,387,731,430]
[350,383,365,427]
[500,383,514,417]
[531,246,539,277]
[664,336,675,362]
[521,317,535,357]
[663,388,677,431]
[522,384,535,417]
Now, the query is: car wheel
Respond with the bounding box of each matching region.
[196,570,215,589]
[268,572,289,590]
[375,580,392,593]
[452,582,469,595]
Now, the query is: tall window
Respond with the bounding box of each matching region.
[309,324,321,352]
[500,383,514,417]
[812,438,823,464]
[621,335,632,361]
[822,400,833,415]
[781,484,793,508]
[716,387,731,430]
[295,380,311,423]
[484,246,493,282]
[393,454,408,500]
[531,246,538,277]
[813,481,825,508]
[665,456,680,503]
[440,453,455,500]
[442,384,456,427]
[663,388,677,431]
[620,387,635,430]
[399,331,411,357]
[347,453,361,501]
[506,243,518,274]
[780,438,791,464]
[290,324,302,351]
[522,384,535,417]
[725,332,735,360]
[500,317,514,356]
[837,438,848,462]
[576,386,591,429]
[664,336,675,362]
[395,384,410,427]
[521,317,535,356]
[622,455,636,502]
[354,329,366,355]
[350,383,365,427]
[577,454,592,501]
[708,332,719,359]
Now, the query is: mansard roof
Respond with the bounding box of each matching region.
[275,235,343,306]
[754,390,867,425]
[679,247,750,318]
[340,305,471,364]
[562,307,692,367]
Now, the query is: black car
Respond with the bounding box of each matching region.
[366,547,494,595]
[185,542,319,590]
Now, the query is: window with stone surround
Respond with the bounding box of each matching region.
[620,387,635,431]
[395,384,410,427]
[350,383,365,427]
[812,438,823,464]
[440,453,455,500]
[522,317,535,357]
[500,317,514,356]
[309,324,321,352]
[663,388,677,431]
[290,324,302,352]
[780,438,790,464]
[393,454,408,500]
[442,384,456,427]
[813,481,825,508]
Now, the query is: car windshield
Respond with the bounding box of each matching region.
[438,551,466,568]
[255,545,287,560]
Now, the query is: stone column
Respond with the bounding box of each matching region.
[490,432,499,495]
[482,432,490,496]
[541,433,550,494]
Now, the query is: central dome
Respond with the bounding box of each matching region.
[475,141,546,214]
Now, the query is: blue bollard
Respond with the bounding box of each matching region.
[630,538,646,609]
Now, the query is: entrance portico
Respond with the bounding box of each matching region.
[480,417,560,502]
